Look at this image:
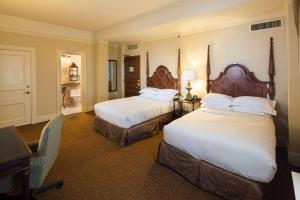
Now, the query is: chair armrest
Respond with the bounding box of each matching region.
[27,140,39,153]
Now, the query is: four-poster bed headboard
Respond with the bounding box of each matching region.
[206,37,275,100]
[146,49,181,92]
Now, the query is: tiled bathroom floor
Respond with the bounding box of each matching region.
[62,106,81,116]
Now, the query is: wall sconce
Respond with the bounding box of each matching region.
[69,62,80,81]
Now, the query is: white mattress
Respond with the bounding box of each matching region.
[94,96,175,129]
[164,108,277,183]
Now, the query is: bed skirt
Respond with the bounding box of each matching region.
[157,141,274,200]
[94,112,173,146]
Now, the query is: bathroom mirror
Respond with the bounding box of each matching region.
[108,60,117,92]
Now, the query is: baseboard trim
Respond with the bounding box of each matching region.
[86,105,94,112]
[289,151,300,167]
[32,113,57,124]
[81,105,94,112]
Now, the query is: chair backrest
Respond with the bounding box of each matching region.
[37,114,63,183]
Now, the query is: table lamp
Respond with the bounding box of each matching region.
[182,69,197,101]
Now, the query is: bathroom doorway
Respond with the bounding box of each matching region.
[57,51,86,116]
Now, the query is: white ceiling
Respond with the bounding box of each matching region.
[99,0,285,42]
[0,0,285,42]
[0,0,183,30]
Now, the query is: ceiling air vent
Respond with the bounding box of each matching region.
[250,20,282,31]
[127,44,138,50]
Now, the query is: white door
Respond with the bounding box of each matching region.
[0,50,31,128]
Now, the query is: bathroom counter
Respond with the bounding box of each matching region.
[61,82,80,108]
[62,82,80,87]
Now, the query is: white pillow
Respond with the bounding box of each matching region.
[155,89,178,101]
[201,93,233,107]
[155,94,174,101]
[140,87,158,95]
[156,89,178,96]
[231,106,265,116]
[139,93,156,100]
[232,96,276,116]
[200,102,231,110]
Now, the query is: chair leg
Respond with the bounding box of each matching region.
[33,180,64,196]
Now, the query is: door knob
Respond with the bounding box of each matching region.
[25,91,30,94]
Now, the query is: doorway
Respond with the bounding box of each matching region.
[124,55,140,97]
[57,51,86,116]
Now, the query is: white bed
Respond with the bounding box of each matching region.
[164,107,277,183]
[94,96,175,129]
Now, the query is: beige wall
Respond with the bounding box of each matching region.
[287,0,300,166]
[108,45,122,99]
[95,42,109,102]
[142,21,288,114]
[0,30,108,119]
[132,20,288,146]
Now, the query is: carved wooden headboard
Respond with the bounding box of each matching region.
[146,49,181,92]
[206,37,275,99]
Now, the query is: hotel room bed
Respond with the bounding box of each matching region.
[158,38,277,200]
[164,107,277,183]
[94,50,182,146]
[94,96,175,129]
[94,95,176,146]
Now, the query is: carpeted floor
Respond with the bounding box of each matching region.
[14,112,297,200]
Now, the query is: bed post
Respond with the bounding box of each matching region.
[268,37,275,100]
[178,48,181,95]
[206,45,211,94]
[146,52,149,87]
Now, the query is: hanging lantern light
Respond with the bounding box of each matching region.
[69,62,80,81]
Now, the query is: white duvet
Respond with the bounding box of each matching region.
[164,108,277,183]
[94,96,175,129]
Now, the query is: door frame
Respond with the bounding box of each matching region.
[56,50,87,114]
[0,44,37,124]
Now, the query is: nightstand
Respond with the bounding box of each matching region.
[173,97,201,118]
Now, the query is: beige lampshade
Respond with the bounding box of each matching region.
[182,69,197,81]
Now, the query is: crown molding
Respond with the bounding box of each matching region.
[109,43,121,47]
[95,40,109,44]
[0,11,286,44]
[123,12,286,43]
[0,14,95,43]
[181,12,286,37]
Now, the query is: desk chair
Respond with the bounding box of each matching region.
[0,114,64,199]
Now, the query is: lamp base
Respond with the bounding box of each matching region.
[185,87,192,101]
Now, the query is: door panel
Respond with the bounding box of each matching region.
[0,50,31,128]
[124,56,140,97]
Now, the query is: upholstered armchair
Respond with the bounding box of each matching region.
[0,114,64,198]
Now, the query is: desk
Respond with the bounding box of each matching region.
[0,126,31,200]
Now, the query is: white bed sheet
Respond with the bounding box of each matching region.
[94,96,175,129]
[164,108,277,183]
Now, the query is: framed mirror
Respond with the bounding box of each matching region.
[108,60,117,92]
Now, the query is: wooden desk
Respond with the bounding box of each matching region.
[0,126,31,200]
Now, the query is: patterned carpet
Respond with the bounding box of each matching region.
[14,112,296,200]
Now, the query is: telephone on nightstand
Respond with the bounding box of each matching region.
[192,95,199,101]
[179,95,199,101]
